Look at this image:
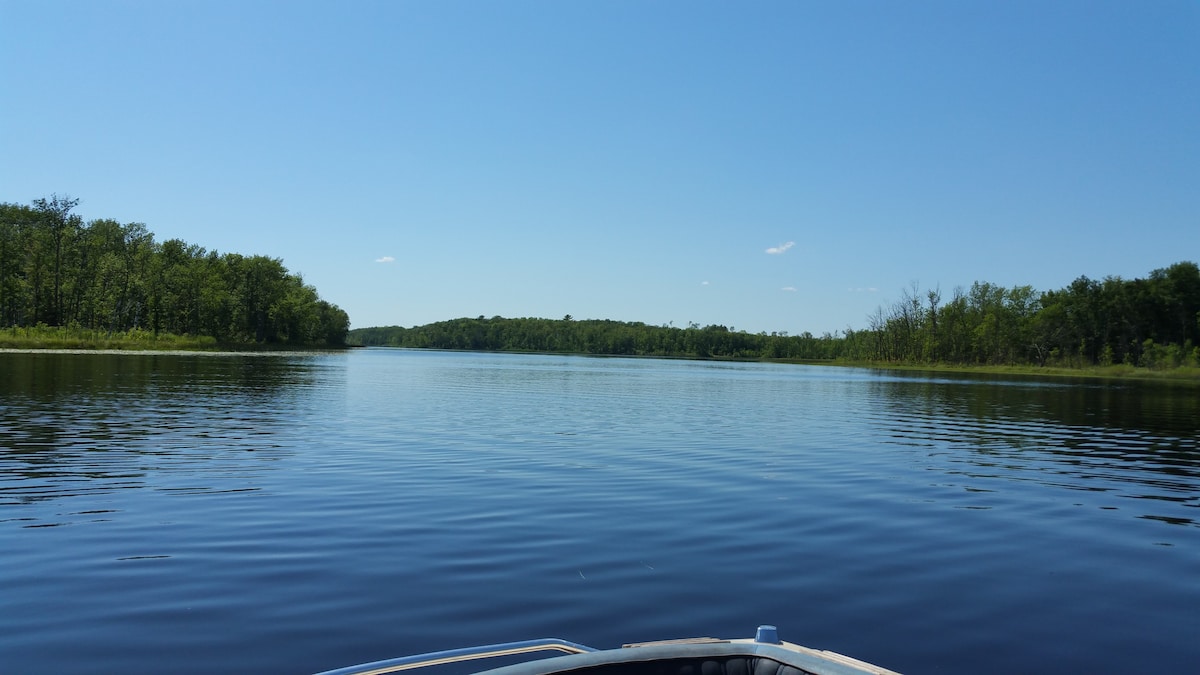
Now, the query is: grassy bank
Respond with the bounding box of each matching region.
[0,325,359,352]
[0,325,223,350]
[830,359,1200,383]
[0,326,355,351]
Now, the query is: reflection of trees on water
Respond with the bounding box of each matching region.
[868,373,1200,525]
[0,353,330,506]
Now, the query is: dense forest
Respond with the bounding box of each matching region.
[351,316,847,361]
[350,261,1200,370]
[1,196,349,346]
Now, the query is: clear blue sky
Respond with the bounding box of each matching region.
[3,1,1197,334]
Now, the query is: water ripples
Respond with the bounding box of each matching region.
[2,350,1198,674]
[847,377,1200,527]
[0,353,339,512]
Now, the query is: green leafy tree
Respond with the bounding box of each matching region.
[0,197,349,346]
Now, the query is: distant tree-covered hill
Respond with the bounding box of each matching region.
[351,316,844,360]
[1,195,349,346]
[350,261,1200,370]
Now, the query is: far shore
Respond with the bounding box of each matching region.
[7,339,1194,384]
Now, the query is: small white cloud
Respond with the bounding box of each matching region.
[765,241,795,255]
[848,287,879,293]
[375,256,395,263]
[701,280,710,286]
[781,286,797,292]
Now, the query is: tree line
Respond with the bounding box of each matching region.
[861,262,1200,368]
[350,261,1200,370]
[351,316,847,360]
[1,195,349,346]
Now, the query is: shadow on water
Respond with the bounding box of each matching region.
[866,371,1200,526]
[0,352,326,507]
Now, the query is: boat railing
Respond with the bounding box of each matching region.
[313,638,598,675]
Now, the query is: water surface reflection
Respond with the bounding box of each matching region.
[867,373,1199,527]
[0,352,336,509]
[1,351,1197,675]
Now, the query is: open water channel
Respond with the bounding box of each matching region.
[1,349,1197,674]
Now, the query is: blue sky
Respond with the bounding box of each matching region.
[3,1,1197,334]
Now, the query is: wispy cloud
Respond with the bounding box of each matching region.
[765,241,795,255]
[701,280,710,286]
[781,286,797,292]
[848,287,879,293]
[375,256,395,263]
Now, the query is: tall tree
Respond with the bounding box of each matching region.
[31,195,81,326]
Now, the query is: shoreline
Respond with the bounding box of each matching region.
[0,328,350,353]
[822,359,1200,384]
[0,347,346,356]
[5,341,1196,383]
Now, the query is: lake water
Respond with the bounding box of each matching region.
[1,349,1197,674]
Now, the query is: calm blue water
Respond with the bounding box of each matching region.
[1,349,1197,674]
